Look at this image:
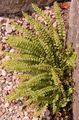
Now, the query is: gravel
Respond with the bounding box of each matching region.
[0,4,70,120]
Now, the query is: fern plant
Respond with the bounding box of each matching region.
[2,2,76,117]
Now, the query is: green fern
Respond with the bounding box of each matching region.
[2,2,76,117]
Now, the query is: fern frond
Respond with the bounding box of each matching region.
[66,52,77,68]
[32,4,50,24]
[2,60,52,74]
[54,2,66,41]
[51,68,60,85]
[5,52,44,64]
[32,3,64,49]
[8,35,46,57]
[35,86,56,97]
[17,74,32,81]
[32,4,62,49]
[23,12,54,56]
[6,88,32,101]
[34,104,48,117]
[23,99,33,106]
[52,94,60,114]
[18,72,51,89]
[2,60,28,72]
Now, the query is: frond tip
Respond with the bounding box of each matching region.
[54,2,66,41]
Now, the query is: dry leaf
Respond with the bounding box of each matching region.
[59,2,71,9]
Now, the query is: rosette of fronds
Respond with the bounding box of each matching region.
[2,2,76,116]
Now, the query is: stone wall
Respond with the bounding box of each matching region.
[0,0,54,13]
[68,0,79,120]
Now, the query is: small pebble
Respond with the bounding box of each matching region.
[10,48,15,53]
[4,56,11,60]
[6,23,13,34]
[1,69,7,76]
[22,116,30,120]
[0,17,7,24]
[2,108,6,114]
[49,11,54,16]
[53,21,57,28]
[1,26,6,33]
[0,43,4,51]
[0,110,3,116]
[9,108,13,112]
[5,102,9,108]
[32,117,38,120]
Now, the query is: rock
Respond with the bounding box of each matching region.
[45,6,50,10]
[0,17,7,24]
[22,116,30,120]
[45,109,50,116]
[16,100,23,106]
[2,37,6,43]
[0,87,2,92]
[0,110,3,116]
[0,77,5,84]
[46,116,51,120]
[6,23,13,34]
[4,45,11,52]
[4,56,11,60]
[53,21,57,27]
[12,26,16,32]
[10,49,15,53]
[5,102,9,108]
[2,108,6,114]
[0,36,2,41]
[49,10,54,16]
[0,0,54,14]
[0,43,4,51]
[32,117,38,120]
[0,97,5,103]
[2,58,6,62]
[1,69,7,76]
[39,109,51,120]
[37,0,54,6]
[5,85,13,91]
[17,19,23,25]
[38,16,44,23]
[0,0,31,13]
[1,26,6,34]
[9,108,13,112]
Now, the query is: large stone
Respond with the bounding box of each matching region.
[34,0,54,6]
[0,0,54,14]
[0,0,30,13]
